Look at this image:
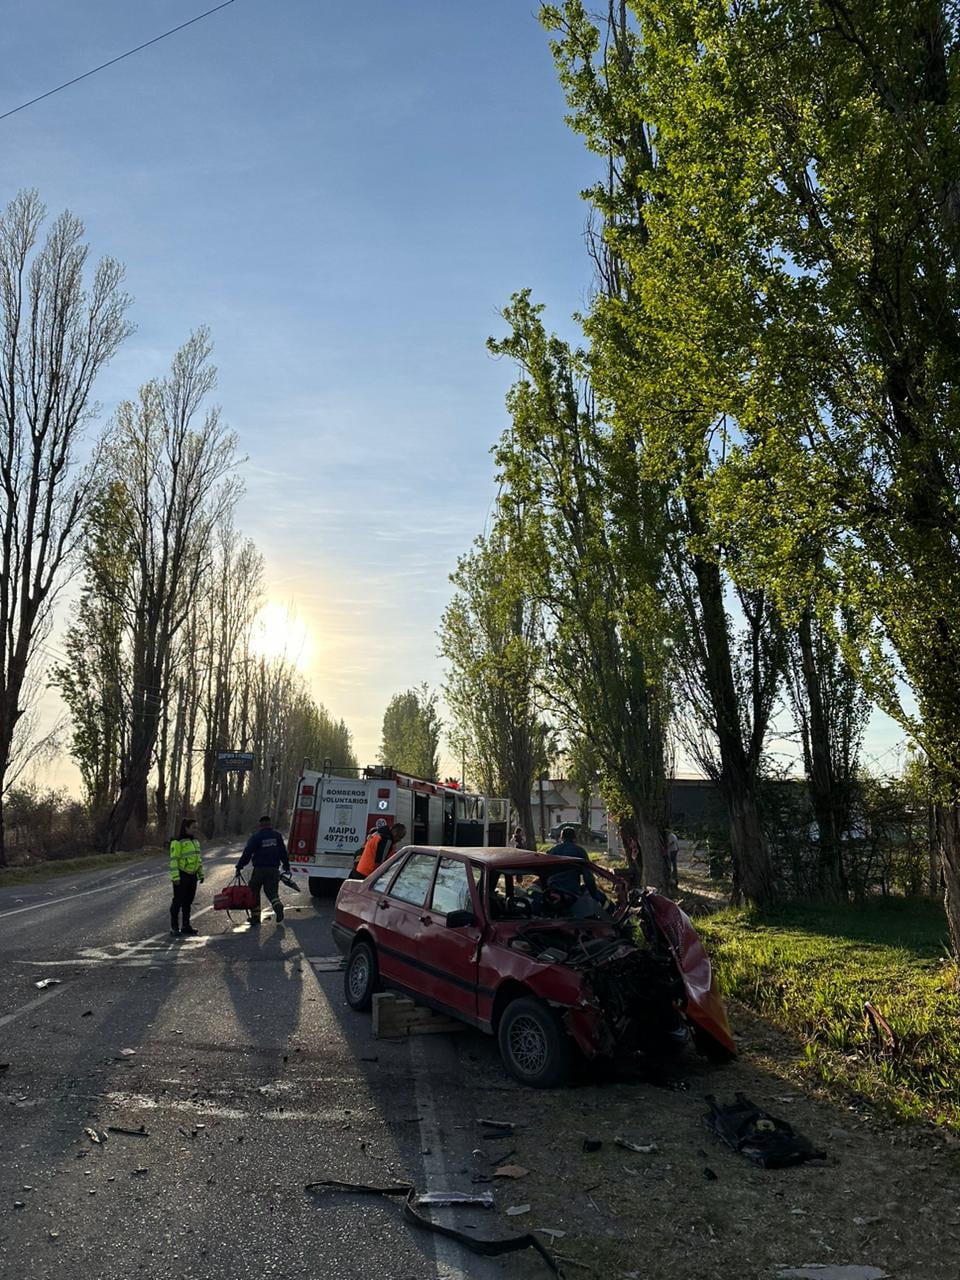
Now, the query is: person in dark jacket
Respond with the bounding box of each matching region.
[236,815,291,925]
[545,825,605,904]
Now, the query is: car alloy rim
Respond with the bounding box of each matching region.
[348,952,369,1000]
[508,1013,548,1075]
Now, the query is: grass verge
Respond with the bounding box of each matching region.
[695,897,960,1128]
[0,847,161,887]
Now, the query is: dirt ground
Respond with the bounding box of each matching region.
[449,1002,959,1280]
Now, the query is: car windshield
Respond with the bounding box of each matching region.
[487,865,607,922]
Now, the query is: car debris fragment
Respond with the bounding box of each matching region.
[418,1190,495,1208]
[305,1179,564,1276]
[705,1094,826,1168]
[35,978,62,989]
[776,1268,890,1280]
[494,1164,529,1179]
[614,1137,658,1155]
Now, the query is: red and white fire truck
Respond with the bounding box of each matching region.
[287,766,509,896]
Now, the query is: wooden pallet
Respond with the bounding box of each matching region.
[372,992,466,1038]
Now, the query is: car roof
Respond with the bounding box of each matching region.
[400,845,587,870]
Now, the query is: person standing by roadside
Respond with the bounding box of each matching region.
[511,825,527,849]
[170,817,204,937]
[236,815,291,925]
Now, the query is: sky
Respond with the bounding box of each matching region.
[3,0,906,789]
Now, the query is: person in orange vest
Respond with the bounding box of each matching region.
[355,819,406,878]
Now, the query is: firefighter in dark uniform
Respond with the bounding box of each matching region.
[236,815,291,925]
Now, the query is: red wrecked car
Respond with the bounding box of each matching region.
[332,846,735,1087]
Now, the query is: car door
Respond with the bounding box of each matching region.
[373,851,438,994]
[414,856,484,1021]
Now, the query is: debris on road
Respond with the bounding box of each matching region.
[581,1138,602,1153]
[506,1204,531,1216]
[418,1190,495,1208]
[83,1127,101,1145]
[305,1179,564,1276]
[614,1137,658,1155]
[118,1048,137,1057]
[705,1093,826,1168]
[494,1164,529,1179]
[35,978,62,989]
[776,1267,890,1280]
[479,1118,517,1136]
[107,1125,149,1137]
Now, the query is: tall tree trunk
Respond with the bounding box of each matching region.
[723,778,775,906]
[935,802,960,965]
[797,608,846,901]
[691,551,779,907]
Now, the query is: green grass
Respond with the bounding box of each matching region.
[695,898,960,1129]
[0,847,161,887]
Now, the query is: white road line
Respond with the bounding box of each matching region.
[0,873,160,919]
[0,902,220,1029]
[410,1036,500,1280]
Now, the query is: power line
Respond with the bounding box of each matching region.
[0,0,238,124]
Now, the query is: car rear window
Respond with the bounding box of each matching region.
[388,853,437,906]
[430,857,473,915]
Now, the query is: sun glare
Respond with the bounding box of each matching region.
[249,601,313,672]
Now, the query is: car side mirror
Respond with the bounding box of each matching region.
[445,909,476,928]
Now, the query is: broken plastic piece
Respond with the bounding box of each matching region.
[418,1190,494,1208]
[582,1138,602,1153]
[494,1165,529,1179]
[107,1125,149,1138]
[83,1128,101,1145]
[35,978,62,990]
[506,1204,531,1216]
[777,1268,890,1280]
[615,1137,658,1154]
[305,1180,563,1276]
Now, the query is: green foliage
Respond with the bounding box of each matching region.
[51,481,133,812]
[698,899,960,1127]
[379,683,441,781]
[489,291,673,886]
[439,531,546,834]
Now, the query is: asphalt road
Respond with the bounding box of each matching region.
[0,849,529,1280]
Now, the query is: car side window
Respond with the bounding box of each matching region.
[370,853,406,890]
[388,853,437,907]
[430,858,473,915]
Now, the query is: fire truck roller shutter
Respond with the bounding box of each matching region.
[428,793,444,844]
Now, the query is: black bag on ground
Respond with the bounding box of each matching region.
[704,1092,826,1168]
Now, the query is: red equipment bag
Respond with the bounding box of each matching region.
[214,875,256,911]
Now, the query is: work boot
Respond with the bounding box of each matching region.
[273,902,284,923]
[181,926,199,936]
[249,917,260,927]
[170,928,181,938]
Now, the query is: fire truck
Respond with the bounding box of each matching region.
[287,766,510,896]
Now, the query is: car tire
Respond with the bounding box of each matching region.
[344,940,379,1012]
[497,996,570,1087]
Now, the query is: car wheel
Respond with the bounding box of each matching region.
[344,940,379,1011]
[497,996,570,1087]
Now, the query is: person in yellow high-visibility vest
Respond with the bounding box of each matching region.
[169,817,204,936]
